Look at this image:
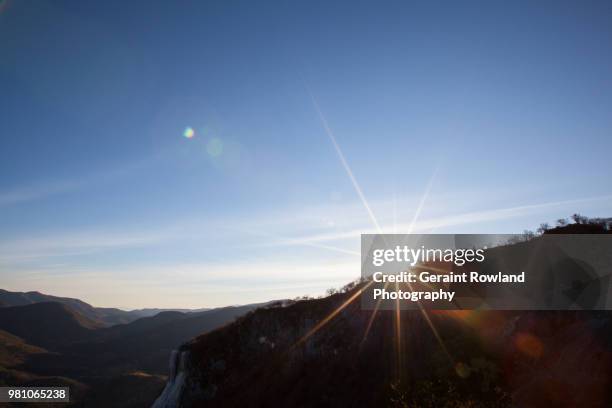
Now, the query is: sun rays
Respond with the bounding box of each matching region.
[286,89,610,383]
[360,281,390,348]
[309,91,383,234]
[289,91,458,380]
[294,280,374,348]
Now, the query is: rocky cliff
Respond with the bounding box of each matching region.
[152,284,612,407]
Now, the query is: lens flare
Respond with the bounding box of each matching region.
[183,127,195,139]
[455,362,470,378]
[515,332,543,359]
[207,138,223,156]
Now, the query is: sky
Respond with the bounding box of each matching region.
[1,0,612,309]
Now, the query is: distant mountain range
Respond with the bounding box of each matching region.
[0,290,269,407]
[0,289,209,326]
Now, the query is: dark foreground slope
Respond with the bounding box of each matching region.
[153,289,500,407]
[154,289,612,407]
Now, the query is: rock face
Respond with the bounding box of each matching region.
[152,344,224,407]
[152,351,193,408]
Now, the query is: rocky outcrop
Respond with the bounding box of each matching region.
[152,350,201,408]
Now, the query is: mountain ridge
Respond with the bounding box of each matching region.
[0,289,212,327]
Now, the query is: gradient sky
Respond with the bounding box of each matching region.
[1,0,612,309]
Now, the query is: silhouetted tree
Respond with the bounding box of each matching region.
[521,230,535,241]
[571,213,588,224]
[537,223,550,234]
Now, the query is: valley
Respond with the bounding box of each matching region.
[0,291,266,407]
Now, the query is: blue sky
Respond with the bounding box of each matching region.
[1,0,611,309]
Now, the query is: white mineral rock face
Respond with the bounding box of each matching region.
[152,350,190,408]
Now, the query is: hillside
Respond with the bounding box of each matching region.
[0,302,101,349]
[0,298,266,406]
[154,289,499,407]
[0,289,146,326]
[0,330,47,367]
[0,328,90,402]
[153,287,612,407]
[20,302,271,379]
